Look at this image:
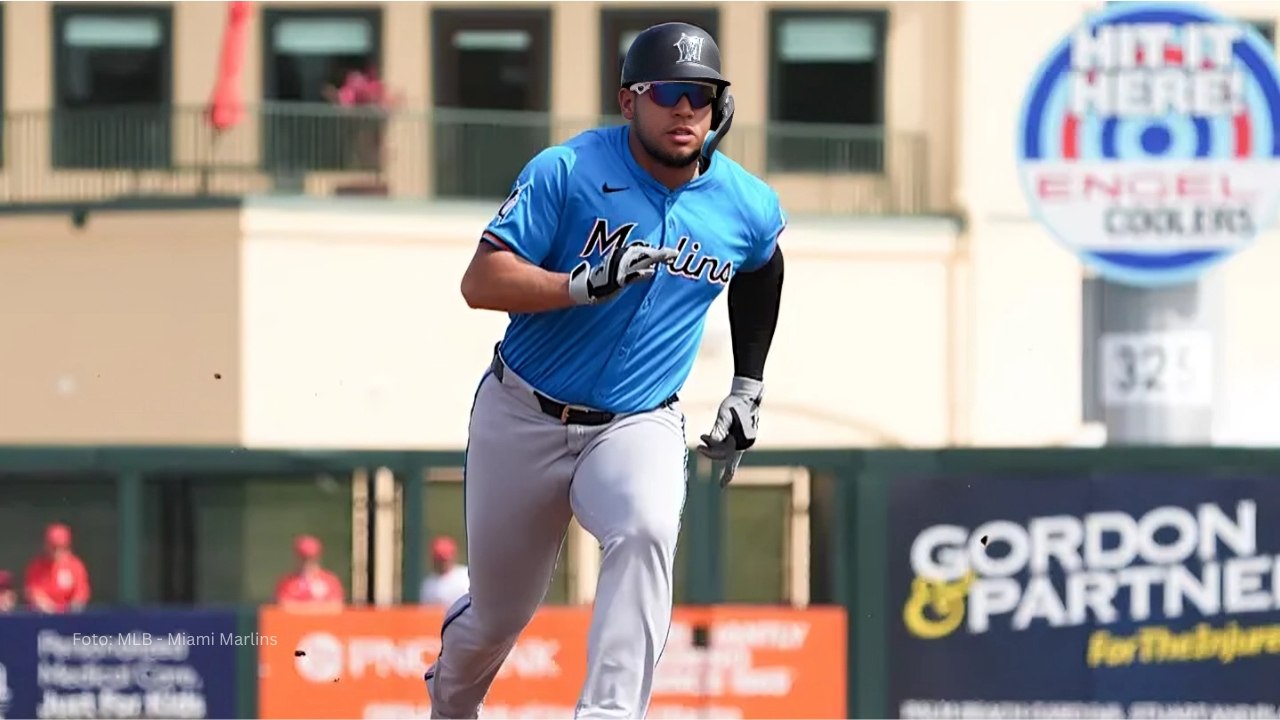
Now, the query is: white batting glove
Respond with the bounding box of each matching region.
[569,242,679,305]
[696,377,764,488]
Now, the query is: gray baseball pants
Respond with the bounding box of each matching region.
[425,350,689,719]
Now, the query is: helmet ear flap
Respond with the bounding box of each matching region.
[701,90,735,168]
[712,88,731,130]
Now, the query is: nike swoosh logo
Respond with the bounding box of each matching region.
[602,183,628,194]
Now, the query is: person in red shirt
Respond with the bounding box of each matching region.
[24,523,91,613]
[274,535,344,613]
[0,570,17,613]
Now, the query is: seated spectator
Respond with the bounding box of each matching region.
[24,523,90,614]
[0,571,16,613]
[274,535,345,613]
[420,536,469,608]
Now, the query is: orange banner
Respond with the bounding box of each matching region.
[258,604,846,719]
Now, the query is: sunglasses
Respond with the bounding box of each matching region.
[630,81,718,110]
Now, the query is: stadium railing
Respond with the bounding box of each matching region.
[0,103,931,216]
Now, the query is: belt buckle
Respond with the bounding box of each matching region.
[559,404,592,424]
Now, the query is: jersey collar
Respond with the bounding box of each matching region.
[618,125,718,197]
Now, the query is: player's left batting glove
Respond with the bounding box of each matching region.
[696,377,763,488]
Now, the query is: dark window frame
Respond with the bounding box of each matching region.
[598,8,720,117]
[767,9,888,174]
[51,2,175,169]
[53,3,175,108]
[260,6,384,173]
[428,8,553,201]
[431,8,553,112]
[768,9,888,128]
[261,6,384,103]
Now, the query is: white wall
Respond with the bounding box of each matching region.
[237,199,960,450]
[1215,228,1280,445]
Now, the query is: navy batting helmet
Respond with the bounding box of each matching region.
[620,22,729,89]
[620,22,735,166]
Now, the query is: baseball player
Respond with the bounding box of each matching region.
[424,21,785,719]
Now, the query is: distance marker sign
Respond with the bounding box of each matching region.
[1017,3,1280,286]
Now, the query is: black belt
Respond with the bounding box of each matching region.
[489,349,677,426]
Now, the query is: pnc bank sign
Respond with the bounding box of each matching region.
[1017,3,1280,286]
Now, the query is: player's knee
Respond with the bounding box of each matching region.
[605,517,680,557]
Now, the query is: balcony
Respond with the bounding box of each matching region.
[0,104,932,216]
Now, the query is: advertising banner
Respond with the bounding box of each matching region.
[0,609,243,719]
[258,604,846,719]
[889,471,1280,719]
[1016,2,1280,286]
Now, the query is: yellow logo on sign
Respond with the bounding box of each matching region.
[903,572,974,639]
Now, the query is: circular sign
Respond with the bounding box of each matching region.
[1017,3,1280,286]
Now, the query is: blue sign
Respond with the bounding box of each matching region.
[1017,3,1280,286]
[0,610,244,719]
[888,471,1280,718]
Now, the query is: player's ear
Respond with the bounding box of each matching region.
[619,88,635,120]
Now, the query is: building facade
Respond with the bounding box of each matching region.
[0,1,959,214]
[2,0,1280,453]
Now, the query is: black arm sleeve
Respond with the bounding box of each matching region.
[728,245,784,381]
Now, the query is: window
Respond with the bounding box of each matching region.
[768,11,886,173]
[432,9,552,199]
[262,8,383,173]
[599,9,720,117]
[52,4,173,169]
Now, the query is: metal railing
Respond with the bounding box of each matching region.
[0,103,932,215]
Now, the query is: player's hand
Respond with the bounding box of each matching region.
[568,242,679,305]
[696,376,763,488]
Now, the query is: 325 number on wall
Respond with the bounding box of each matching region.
[1099,330,1213,408]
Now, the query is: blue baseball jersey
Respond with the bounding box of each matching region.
[480,124,786,413]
